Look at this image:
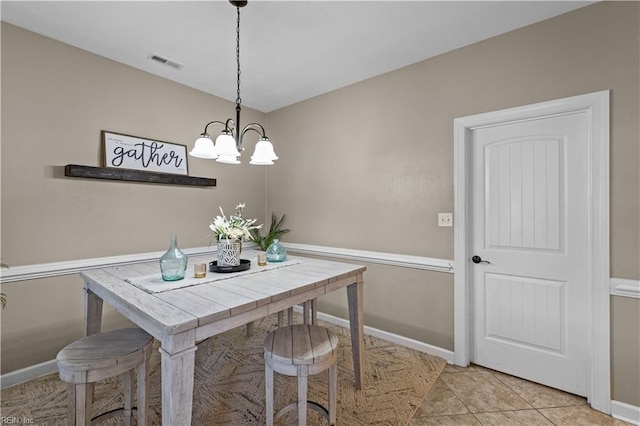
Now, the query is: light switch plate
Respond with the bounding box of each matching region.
[438,213,453,227]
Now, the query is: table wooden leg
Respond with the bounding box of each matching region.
[346,275,364,390]
[160,333,197,425]
[84,286,103,337]
[82,284,103,419]
[137,345,151,426]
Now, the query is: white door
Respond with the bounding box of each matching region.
[470,112,589,396]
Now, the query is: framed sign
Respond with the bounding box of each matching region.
[102,130,189,176]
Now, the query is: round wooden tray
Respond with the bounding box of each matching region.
[209,258,251,273]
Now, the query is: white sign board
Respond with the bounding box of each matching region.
[102,130,188,175]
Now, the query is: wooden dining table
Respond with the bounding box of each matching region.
[80,250,366,425]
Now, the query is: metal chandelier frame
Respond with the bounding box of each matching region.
[190,0,278,165]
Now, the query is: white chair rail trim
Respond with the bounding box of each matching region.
[283,243,454,273]
[0,246,216,283]
[0,243,453,284]
[1,243,636,300]
[610,278,640,299]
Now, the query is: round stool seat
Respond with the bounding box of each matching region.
[264,324,339,426]
[265,324,338,370]
[57,328,153,384]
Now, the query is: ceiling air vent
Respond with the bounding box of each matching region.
[147,53,184,70]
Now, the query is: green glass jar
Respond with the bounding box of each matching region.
[266,239,287,262]
[160,235,188,281]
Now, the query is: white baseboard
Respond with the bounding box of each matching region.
[3,308,455,389]
[1,359,57,389]
[611,400,640,425]
[293,305,455,364]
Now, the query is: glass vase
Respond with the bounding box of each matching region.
[160,235,188,281]
[266,239,287,262]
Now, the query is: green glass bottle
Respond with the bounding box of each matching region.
[160,235,188,281]
[266,239,287,262]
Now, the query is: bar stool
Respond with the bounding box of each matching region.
[56,328,153,426]
[264,324,339,426]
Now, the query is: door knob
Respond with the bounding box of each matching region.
[472,255,491,264]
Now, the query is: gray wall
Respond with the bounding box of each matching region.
[1,22,267,371]
[266,2,639,406]
[1,1,638,407]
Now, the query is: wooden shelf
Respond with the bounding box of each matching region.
[64,164,216,187]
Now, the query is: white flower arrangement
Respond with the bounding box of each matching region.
[210,203,262,242]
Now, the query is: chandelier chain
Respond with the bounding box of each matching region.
[235,5,242,107]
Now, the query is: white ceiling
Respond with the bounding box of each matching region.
[1,1,594,112]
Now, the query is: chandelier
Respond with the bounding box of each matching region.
[189,0,278,165]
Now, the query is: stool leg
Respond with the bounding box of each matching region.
[265,362,274,426]
[137,346,151,426]
[302,301,311,324]
[311,299,318,324]
[70,383,93,426]
[328,363,337,425]
[302,299,318,324]
[123,370,133,426]
[67,383,76,425]
[297,365,309,426]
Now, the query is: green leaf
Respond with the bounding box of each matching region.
[251,213,290,251]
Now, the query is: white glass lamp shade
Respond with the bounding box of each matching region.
[216,154,241,164]
[189,135,218,159]
[249,138,278,165]
[215,133,241,157]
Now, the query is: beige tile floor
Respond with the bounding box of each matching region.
[410,364,632,425]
